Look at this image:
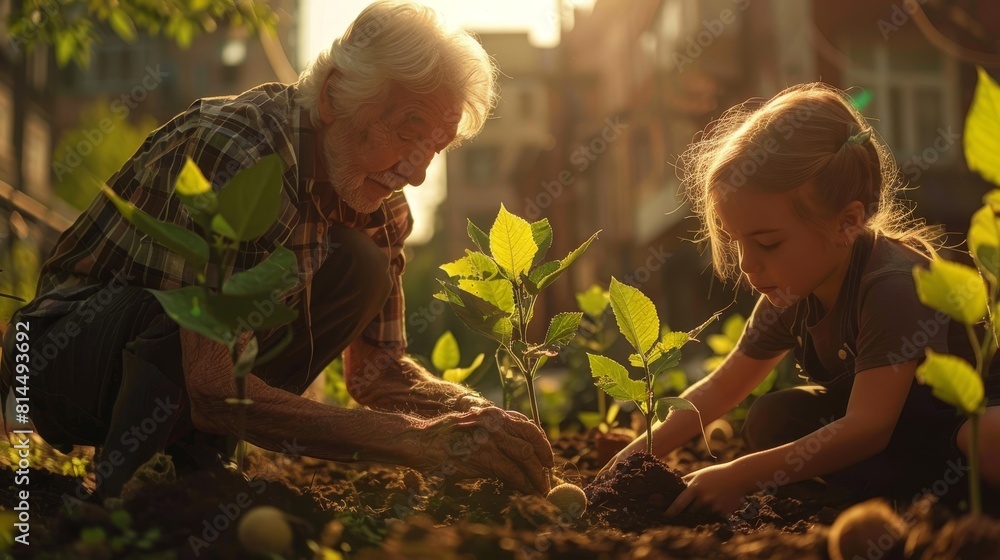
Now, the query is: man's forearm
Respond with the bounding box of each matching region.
[346,349,486,415]
[192,374,424,466]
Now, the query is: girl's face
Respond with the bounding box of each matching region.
[713,187,851,310]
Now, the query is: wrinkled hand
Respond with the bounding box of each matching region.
[412,406,554,495]
[664,462,753,517]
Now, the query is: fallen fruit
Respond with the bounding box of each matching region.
[546,483,587,518]
[828,498,907,560]
[237,506,293,556]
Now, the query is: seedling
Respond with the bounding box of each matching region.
[588,278,718,455]
[436,204,599,428]
[100,155,300,472]
[910,67,1000,516]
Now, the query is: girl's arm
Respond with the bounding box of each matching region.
[731,359,915,485]
[664,359,916,516]
[606,349,787,467]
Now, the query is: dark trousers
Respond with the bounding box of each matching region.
[739,380,988,501]
[2,226,391,493]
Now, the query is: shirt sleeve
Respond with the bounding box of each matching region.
[854,271,951,373]
[360,192,414,358]
[735,294,798,359]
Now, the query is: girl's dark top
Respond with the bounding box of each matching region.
[736,228,1000,396]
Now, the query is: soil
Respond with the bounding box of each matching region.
[2,428,1000,559]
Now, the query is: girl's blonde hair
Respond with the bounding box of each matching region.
[680,82,943,283]
[296,0,498,144]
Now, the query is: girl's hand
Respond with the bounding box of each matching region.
[596,434,646,477]
[664,462,754,517]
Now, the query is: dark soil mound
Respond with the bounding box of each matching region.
[585,451,722,531]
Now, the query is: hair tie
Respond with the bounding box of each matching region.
[847,129,871,145]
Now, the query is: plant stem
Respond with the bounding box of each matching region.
[525,356,544,428]
[970,413,981,515]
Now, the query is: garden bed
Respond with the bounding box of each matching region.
[2,427,999,559]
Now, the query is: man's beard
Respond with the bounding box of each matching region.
[321,118,389,214]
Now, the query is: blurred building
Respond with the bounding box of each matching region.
[53,0,298,140]
[441,0,1000,340]
[440,32,557,258]
[0,0,71,306]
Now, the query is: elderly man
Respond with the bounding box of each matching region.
[0,1,552,498]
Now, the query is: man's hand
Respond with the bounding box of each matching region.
[409,406,554,495]
[664,462,753,517]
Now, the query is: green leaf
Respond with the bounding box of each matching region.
[609,277,659,355]
[523,261,561,294]
[108,9,138,42]
[443,353,484,384]
[706,334,734,355]
[577,411,603,430]
[0,292,25,302]
[576,285,610,321]
[457,279,515,314]
[174,157,218,229]
[964,67,1000,186]
[968,204,1000,283]
[654,396,695,422]
[211,154,284,241]
[148,286,298,346]
[722,314,746,342]
[916,350,986,415]
[432,331,461,371]
[55,34,75,67]
[985,189,1000,213]
[440,251,498,280]
[913,259,988,325]
[530,219,553,266]
[438,281,510,344]
[544,312,583,347]
[588,353,646,405]
[535,231,601,291]
[467,219,490,254]
[101,185,210,272]
[658,331,690,353]
[222,244,298,297]
[233,336,258,379]
[489,204,537,280]
[648,348,681,375]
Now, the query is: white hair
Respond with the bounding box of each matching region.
[296,0,498,144]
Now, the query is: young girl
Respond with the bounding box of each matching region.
[605,82,1000,517]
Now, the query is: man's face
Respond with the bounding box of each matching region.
[321,80,461,214]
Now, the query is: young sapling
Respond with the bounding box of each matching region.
[436,204,599,429]
[588,278,719,455]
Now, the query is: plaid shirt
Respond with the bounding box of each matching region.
[19,82,413,366]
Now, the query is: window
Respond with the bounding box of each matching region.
[75,39,151,92]
[843,43,959,164]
